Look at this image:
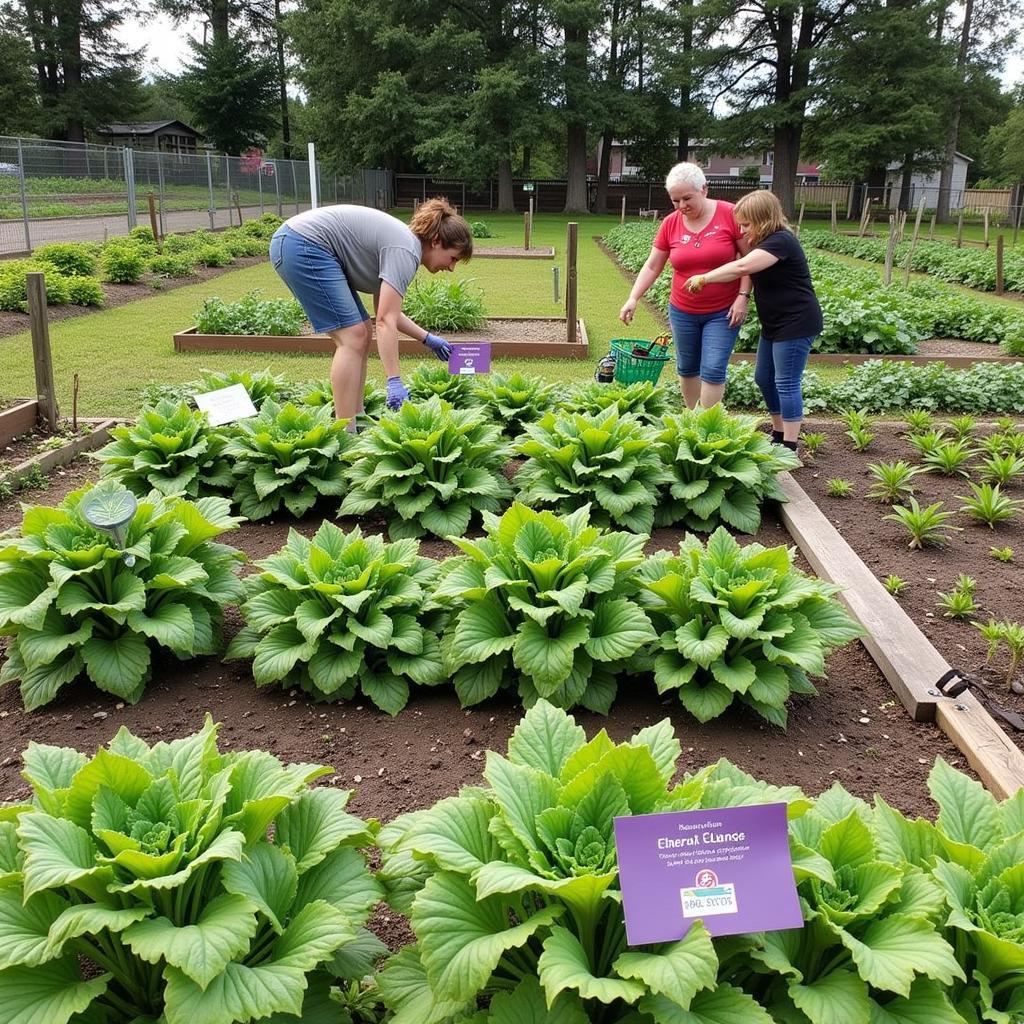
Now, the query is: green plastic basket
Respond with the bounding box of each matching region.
[609,337,672,385]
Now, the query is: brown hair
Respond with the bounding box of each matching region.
[734,190,790,247]
[408,196,473,260]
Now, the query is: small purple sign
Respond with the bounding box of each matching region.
[448,343,491,376]
[613,802,802,945]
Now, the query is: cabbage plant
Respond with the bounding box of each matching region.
[94,399,233,498]
[656,404,801,533]
[0,716,383,1024]
[0,480,244,710]
[226,521,445,714]
[408,363,481,409]
[637,528,863,725]
[515,409,672,534]
[339,396,512,539]
[224,399,354,519]
[559,379,671,427]
[473,371,562,439]
[432,502,656,712]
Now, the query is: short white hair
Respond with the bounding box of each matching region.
[665,161,706,192]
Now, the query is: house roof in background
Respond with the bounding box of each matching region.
[96,120,201,137]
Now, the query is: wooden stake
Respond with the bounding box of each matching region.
[996,235,1005,295]
[27,272,58,431]
[529,196,534,248]
[858,197,873,237]
[883,215,897,285]
[234,191,243,226]
[846,184,855,221]
[620,194,626,225]
[565,222,578,347]
[903,196,927,287]
[929,213,936,240]
[524,210,531,251]
[956,210,964,248]
[983,207,990,248]
[796,202,805,235]
[147,192,160,246]
[830,200,837,233]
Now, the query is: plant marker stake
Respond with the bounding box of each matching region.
[621,194,626,224]
[553,265,560,303]
[72,373,79,432]
[308,141,318,209]
[903,195,927,287]
[147,191,160,248]
[566,222,578,346]
[27,272,58,431]
[996,235,1004,295]
[81,486,137,567]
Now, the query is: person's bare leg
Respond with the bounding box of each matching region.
[699,381,725,408]
[783,420,801,443]
[328,322,372,428]
[679,375,701,409]
[769,413,784,433]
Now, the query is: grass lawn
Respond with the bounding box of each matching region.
[1,211,850,417]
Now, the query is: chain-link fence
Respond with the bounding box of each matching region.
[0,136,379,255]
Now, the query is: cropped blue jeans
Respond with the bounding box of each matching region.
[754,335,815,421]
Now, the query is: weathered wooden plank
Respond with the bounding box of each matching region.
[935,692,1024,800]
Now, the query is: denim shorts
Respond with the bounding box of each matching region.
[667,303,740,384]
[269,224,369,333]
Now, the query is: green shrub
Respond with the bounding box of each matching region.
[219,229,268,257]
[193,367,289,408]
[196,291,305,335]
[473,371,562,439]
[725,358,833,411]
[0,480,244,709]
[64,274,105,306]
[149,252,198,278]
[128,224,156,244]
[0,716,382,1023]
[0,258,71,310]
[33,241,99,276]
[402,275,486,331]
[432,502,656,711]
[339,396,512,539]
[239,212,283,239]
[101,241,147,283]
[515,409,671,533]
[227,522,445,712]
[469,220,493,237]
[407,362,481,408]
[559,379,671,426]
[161,232,197,253]
[638,527,862,724]
[224,400,354,519]
[193,244,234,267]
[94,399,233,498]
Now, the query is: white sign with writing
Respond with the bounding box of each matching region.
[193,384,257,426]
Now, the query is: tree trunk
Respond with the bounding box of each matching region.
[497,156,515,212]
[521,146,531,176]
[936,0,973,223]
[563,22,590,213]
[565,121,589,212]
[676,0,694,161]
[897,152,915,212]
[772,125,800,218]
[274,0,290,158]
[595,128,613,214]
[211,0,230,43]
[58,0,84,147]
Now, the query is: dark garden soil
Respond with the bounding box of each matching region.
[0,422,101,472]
[473,245,556,258]
[797,415,1024,741]
[0,255,267,340]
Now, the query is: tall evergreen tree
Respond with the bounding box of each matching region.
[0,3,41,134]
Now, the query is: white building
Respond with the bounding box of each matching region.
[884,152,972,209]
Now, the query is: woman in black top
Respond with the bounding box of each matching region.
[683,190,822,452]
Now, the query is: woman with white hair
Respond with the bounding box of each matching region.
[618,161,751,408]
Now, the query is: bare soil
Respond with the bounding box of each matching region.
[0,422,100,473]
[0,454,975,833]
[797,416,1024,741]
[0,255,267,339]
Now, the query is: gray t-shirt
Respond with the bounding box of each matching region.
[284,205,422,297]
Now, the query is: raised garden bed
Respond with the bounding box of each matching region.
[731,342,1020,369]
[0,417,119,490]
[174,315,590,359]
[473,245,555,259]
[0,398,37,448]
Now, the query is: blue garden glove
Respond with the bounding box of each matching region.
[385,376,409,410]
[423,332,452,361]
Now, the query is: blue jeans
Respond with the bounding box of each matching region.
[667,303,739,384]
[270,224,369,333]
[754,335,815,421]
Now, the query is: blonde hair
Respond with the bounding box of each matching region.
[665,161,706,192]
[408,197,473,260]
[733,190,789,247]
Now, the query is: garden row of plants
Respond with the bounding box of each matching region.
[604,223,1024,357]
[0,214,281,312]
[803,228,1024,295]
[0,703,1019,1024]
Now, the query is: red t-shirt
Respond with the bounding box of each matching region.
[653,202,743,313]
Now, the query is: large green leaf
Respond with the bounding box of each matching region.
[868,978,970,1024]
[376,945,474,1024]
[928,757,1002,853]
[790,969,870,1024]
[125,601,196,652]
[538,925,645,1006]
[514,617,590,689]
[488,976,589,1024]
[413,871,562,1003]
[124,893,259,990]
[163,961,308,1024]
[639,982,777,1024]
[274,787,368,874]
[0,886,67,969]
[585,598,656,662]
[484,755,559,855]
[45,904,151,959]
[252,624,316,684]
[272,899,353,969]
[0,955,110,1024]
[221,844,297,934]
[449,597,517,667]
[403,793,501,874]
[506,699,587,777]
[614,920,718,1009]
[292,846,383,924]
[17,813,109,901]
[81,631,151,699]
[20,743,87,796]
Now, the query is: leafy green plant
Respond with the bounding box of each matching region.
[884,497,962,549]
[401,275,486,332]
[990,545,1015,562]
[827,478,854,497]
[94,399,233,498]
[224,400,354,519]
[340,396,512,539]
[867,460,924,502]
[979,451,1024,486]
[841,408,874,451]
[0,480,244,709]
[936,585,978,620]
[559,379,670,427]
[948,414,977,440]
[637,527,862,725]
[801,431,827,458]
[515,409,670,533]
[904,410,935,433]
[847,425,875,451]
[33,240,100,276]
[923,438,976,477]
[196,290,305,336]
[148,252,197,278]
[431,502,656,712]
[973,618,1024,688]
[653,404,800,532]
[192,367,289,409]
[0,716,383,1024]
[841,407,871,432]
[64,274,105,306]
[473,371,561,439]
[884,574,908,597]
[957,482,1023,528]
[907,428,949,458]
[226,522,445,713]
[194,244,234,268]
[407,362,480,409]
[469,220,493,238]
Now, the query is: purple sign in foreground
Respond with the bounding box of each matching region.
[613,802,802,945]
[448,342,491,375]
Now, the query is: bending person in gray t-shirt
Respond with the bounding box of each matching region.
[269,197,474,424]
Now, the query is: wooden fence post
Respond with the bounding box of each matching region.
[929,213,936,240]
[27,272,59,431]
[996,235,1005,295]
[903,196,927,287]
[621,195,626,225]
[796,202,805,235]
[529,196,534,248]
[524,210,531,251]
[830,201,837,233]
[846,184,855,221]
[565,222,578,347]
[858,197,873,237]
[147,192,160,245]
[956,210,964,248]
[983,207,990,249]
[883,215,897,285]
